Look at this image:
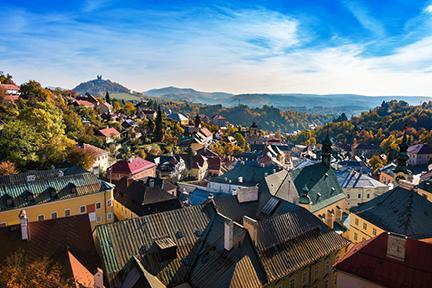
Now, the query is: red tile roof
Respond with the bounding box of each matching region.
[67,250,95,287]
[200,127,212,138]
[110,157,156,175]
[98,127,120,137]
[74,100,95,107]
[82,143,108,158]
[334,233,432,288]
[0,83,20,91]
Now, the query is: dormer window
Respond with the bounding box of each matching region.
[6,198,13,208]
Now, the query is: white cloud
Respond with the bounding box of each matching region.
[1,6,432,96]
[425,5,432,14]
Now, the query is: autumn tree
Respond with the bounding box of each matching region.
[0,251,73,288]
[66,145,97,170]
[0,161,18,175]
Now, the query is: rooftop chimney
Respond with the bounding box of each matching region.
[19,210,29,241]
[386,233,407,262]
[224,219,234,251]
[243,216,258,244]
[93,268,104,288]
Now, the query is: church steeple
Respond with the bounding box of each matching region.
[322,133,332,167]
[394,130,411,185]
[394,131,409,174]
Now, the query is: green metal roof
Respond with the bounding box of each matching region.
[289,162,346,211]
[0,171,109,212]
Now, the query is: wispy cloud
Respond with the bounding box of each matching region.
[340,0,385,37]
[1,1,432,96]
[425,4,432,14]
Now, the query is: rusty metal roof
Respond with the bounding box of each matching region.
[255,206,350,283]
[96,204,216,287]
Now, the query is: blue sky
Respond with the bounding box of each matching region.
[1,0,432,95]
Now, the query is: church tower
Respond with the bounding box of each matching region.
[322,134,332,167]
[394,131,412,185]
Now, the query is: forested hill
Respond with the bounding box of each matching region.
[73,76,130,95]
[291,100,432,159]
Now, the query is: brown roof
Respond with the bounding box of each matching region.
[82,143,108,158]
[67,250,95,287]
[199,127,212,138]
[98,127,120,137]
[0,215,101,273]
[73,100,95,107]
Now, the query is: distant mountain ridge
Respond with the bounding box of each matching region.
[144,86,232,104]
[73,75,130,95]
[72,77,431,115]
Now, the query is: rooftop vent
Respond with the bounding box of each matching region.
[26,175,36,182]
[153,237,177,262]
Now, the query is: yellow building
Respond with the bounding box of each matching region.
[347,185,432,244]
[0,168,115,230]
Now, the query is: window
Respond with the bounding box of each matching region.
[302,271,308,285]
[363,223,367,230]
[355,218,359,225]
[96,202,101,209]
[6,198,13,207]
[362,237,366,241]
[51,212,57,219]
[313,264,319,280]
[107,212,113,220]
[366,193,370,199]
[358,193,361,199]
[325,258,331,273]
[64,209,71,217]
[107,199,113,207]
[289,278,295,288]
[0,222,6,227]
[38,215,44,221]
[347,194,350,199]
[373,228,377,236]
[97,216,102,223]
[80,206,86,214]
[354,232,358,241]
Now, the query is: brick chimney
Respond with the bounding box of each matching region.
[386,233,407,261]
[19,210,29,241]
[224,219,234,251]
[93,268,104,288]
[243,216,258,244]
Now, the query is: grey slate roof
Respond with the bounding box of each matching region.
[264,169,299,203]
[189,214,266,288]
[211,162,279,186]
[351,186,432,239]
[336,168,388,189]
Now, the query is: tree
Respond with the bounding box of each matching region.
[123,102,136,115]
[66,145,97,170]
[154,106,163,142]
[369,155,387,174]
[0,251,73,288]
[194,114,201,128]
[105,92,111,103]
[0,161,18,175]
